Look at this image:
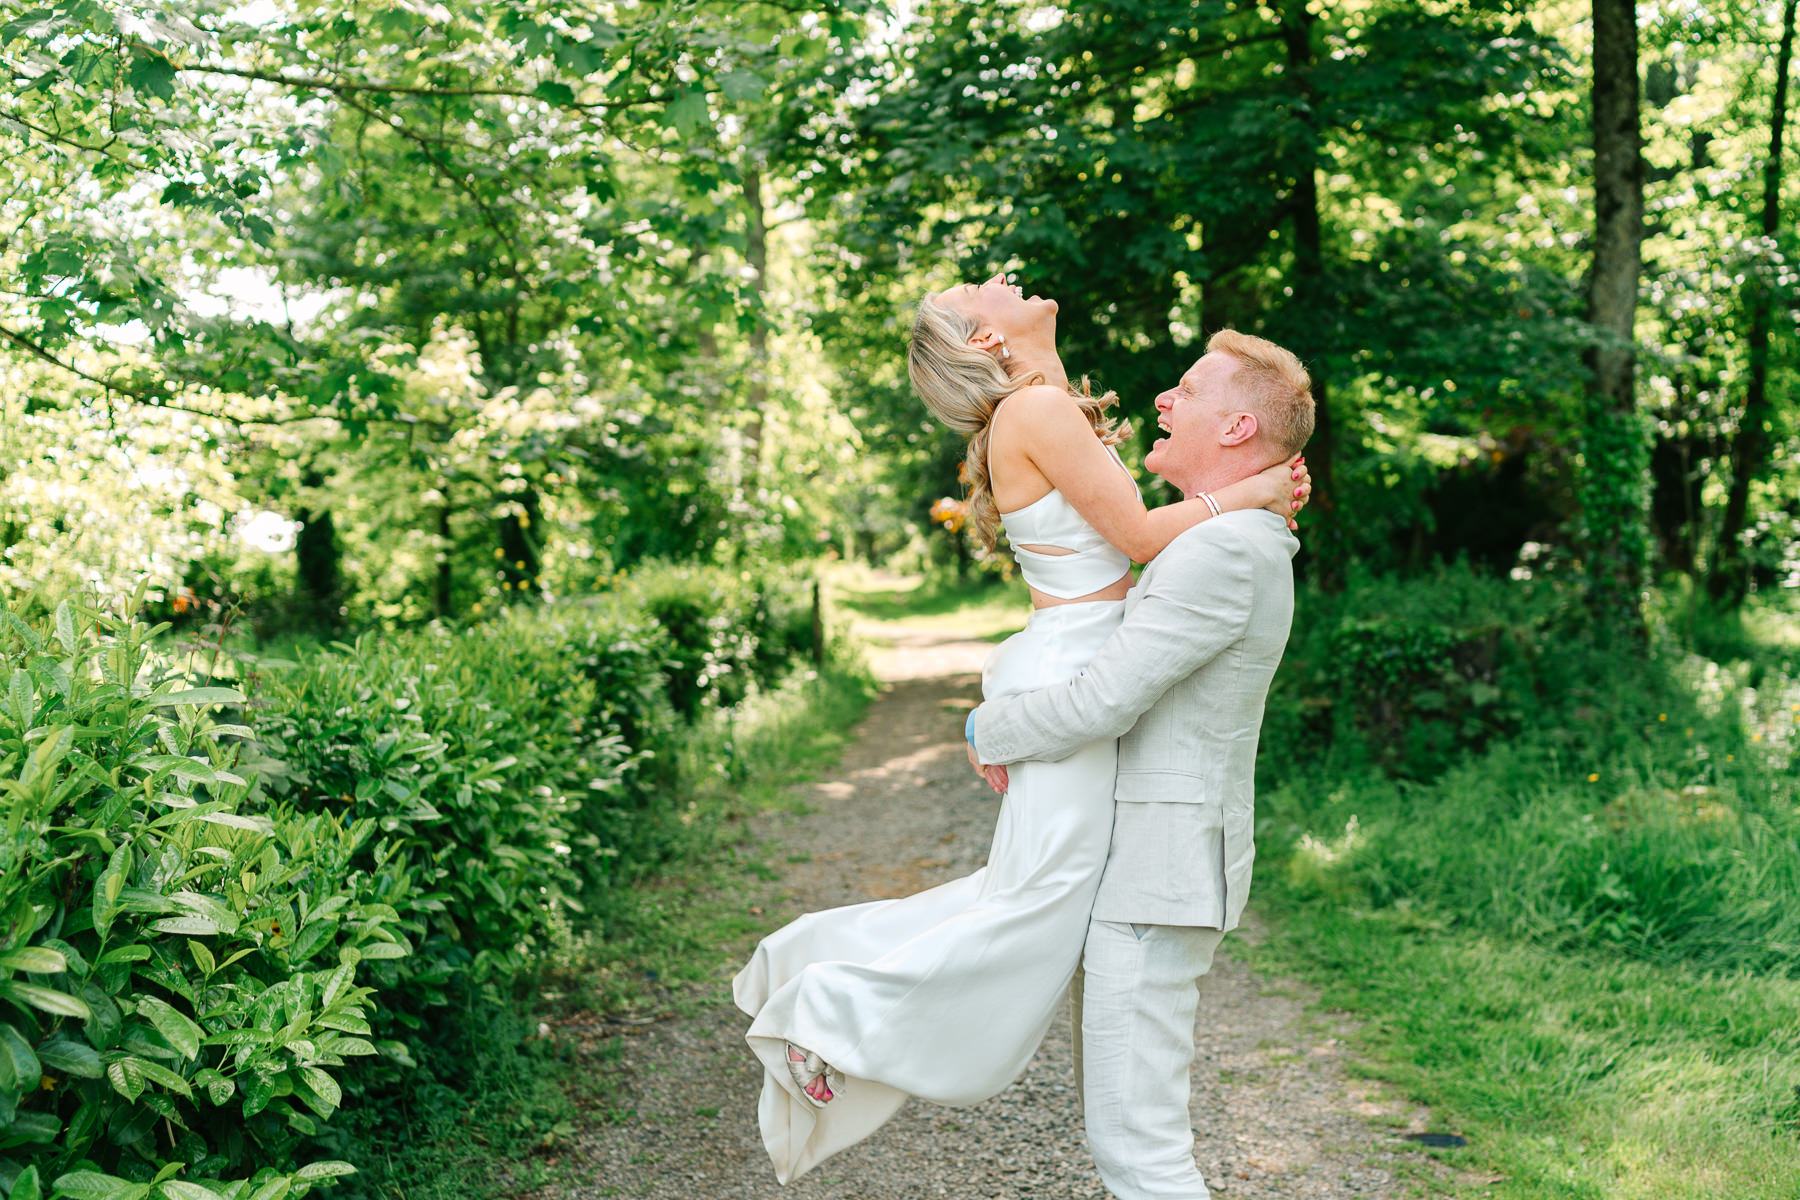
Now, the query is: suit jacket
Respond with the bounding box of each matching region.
[970,508,1299,930]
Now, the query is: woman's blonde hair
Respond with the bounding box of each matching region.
[908,296,1126,550]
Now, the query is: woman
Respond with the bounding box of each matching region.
[733,273,1308,1183]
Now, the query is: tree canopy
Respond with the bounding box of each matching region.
[3,0,1796,624]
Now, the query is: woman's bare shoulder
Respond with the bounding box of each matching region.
[994,384,1081,431]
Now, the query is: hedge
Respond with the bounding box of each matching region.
[0,563,825,1200]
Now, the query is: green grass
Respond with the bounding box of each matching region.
[829,562,1031,636]
[1241,898,1800,1200]
[1248,581,1800,1200]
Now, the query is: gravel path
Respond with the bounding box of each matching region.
[540,615,1456,1199]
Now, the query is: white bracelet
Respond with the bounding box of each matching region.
[1198,491,1223,518]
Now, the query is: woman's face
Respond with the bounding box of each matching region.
[934,273,1057,344]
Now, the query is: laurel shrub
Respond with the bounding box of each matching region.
[2,566,825,1200]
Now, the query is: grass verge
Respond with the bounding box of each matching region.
[1240,894,1800,1200]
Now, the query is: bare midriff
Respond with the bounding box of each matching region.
[1027,570,1132,609]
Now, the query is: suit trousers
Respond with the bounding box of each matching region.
[1070,918,1227,1200]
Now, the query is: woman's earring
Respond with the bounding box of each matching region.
[998,334,1011,361]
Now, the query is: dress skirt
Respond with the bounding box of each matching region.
[732,599,1125,1183]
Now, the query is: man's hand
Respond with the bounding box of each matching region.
[965,741,1009,794]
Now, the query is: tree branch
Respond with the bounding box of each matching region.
[160,54,666,114]
[332,91,525,280]
[0,322,316,426]
[0,108,123,157]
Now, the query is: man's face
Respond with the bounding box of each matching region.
[1143,352,1241,486]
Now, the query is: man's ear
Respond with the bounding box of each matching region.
[1220,411,1258,446]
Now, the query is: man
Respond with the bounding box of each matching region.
[965,328,1314,1200]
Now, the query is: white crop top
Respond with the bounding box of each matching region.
[997,441,1135,599]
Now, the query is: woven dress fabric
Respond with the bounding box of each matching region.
[733,596,1124,1183]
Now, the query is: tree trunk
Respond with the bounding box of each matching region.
[743,164,771,484]
[1648,428,1700,575]
[1710,0,1797,604]
[1276,0,1338,584]
[498,487,543,597]
[1578,0,1650,634]
[436,497,454,619]
[293,470,341,631]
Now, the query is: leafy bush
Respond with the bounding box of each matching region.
[247,625,619,999]
[622,562,819,719]
[2,563,831,1200]
[1260,569,1800,977]
[1,600,405,1200]
[1326,617,1521,775]
[1266,563,1552,776]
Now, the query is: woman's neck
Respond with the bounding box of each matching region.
[1007,332,1069,392]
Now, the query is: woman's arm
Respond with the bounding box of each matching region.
[1001,387,1307,563]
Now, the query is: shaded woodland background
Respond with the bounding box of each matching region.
[4,4,1800,1200]
[2,0,1795,627]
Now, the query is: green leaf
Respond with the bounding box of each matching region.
[291,1164,354,1183]
[295,1065,340,1115]
[126,53,176,103]
[169,891,240,934]
[245,1179,288,1200]
[133,1058,193,1097]
[135,997,202,1061]
[36,1033,103,1079]
[97,945,153,964]
[82,986,121,1048]
[205,1075,234,1105]
[7,1111,59,1143]
[0,946,69,974]
[106,1058,145,1102]
[0,1022,41,1092]
[52,601,75,654]
[0,946,67,976]
[52,1172,151,1200]
[663,86,710,138]
[140,756,218,785]
[195,812,273,833]
[11,1166,43,1200]
[0,980,92,1019]
[532,80,574,106]
[187,941,215,975]
[159,1183,227,1200]
[8,667,35,728]
[356,940,407,960]
[149,688,244,708]
[241,1071,275,1117]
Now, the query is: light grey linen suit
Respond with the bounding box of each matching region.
[969,507,1299,1200]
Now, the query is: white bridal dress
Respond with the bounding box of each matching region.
[733,447,1139,1183]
